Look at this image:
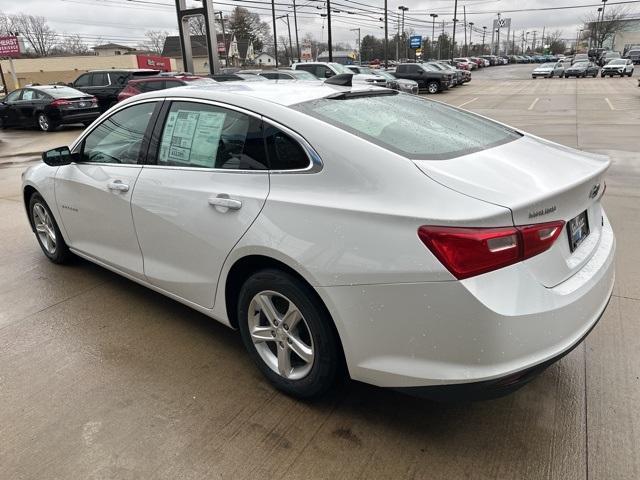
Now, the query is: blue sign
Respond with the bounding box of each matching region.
[409,35,422,49]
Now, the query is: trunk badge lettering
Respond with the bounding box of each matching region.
[528,205,556,219]
[589,184,600,199]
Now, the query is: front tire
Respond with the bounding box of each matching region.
[28,193,71,264]
[427,81,439,94]
[37,112,57,132]
[238,269,340,399]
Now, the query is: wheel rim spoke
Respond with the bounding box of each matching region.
[277,344,292,377]
[287,334,313,364]
[282,305,302,331]
[256,293,280,327]
[33,203,56,254]
[250,325,275,344]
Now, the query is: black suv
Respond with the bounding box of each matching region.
[71,69,159,111]
[393,63,452,94]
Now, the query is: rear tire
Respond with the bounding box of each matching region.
[237,269,340,399]
[37,112,57,132]
[28,193,72,264]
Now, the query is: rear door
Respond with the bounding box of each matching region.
[0,89,23,126]
[131,100,270,308]
[55,100,160,278]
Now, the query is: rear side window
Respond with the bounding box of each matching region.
[264,125,310,170]
[164,80,185,88]
[157,101,267,170]
[138,81,165,92]
[294,93,521,160]
[91,73,109,86]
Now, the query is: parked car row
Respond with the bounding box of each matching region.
[532,58,634,79]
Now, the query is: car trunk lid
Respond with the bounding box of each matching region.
[413,135,610,287]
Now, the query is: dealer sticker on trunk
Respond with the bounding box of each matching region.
[567,210,590,252]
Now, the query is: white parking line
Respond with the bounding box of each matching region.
[457,97,478,108]
[528,98,540,110]
[605,98,615,110]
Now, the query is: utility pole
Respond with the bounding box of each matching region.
[293,0,300,62]
[468,21,474,56]
[532,30,537,52]
[541,26,545,52]
[430,14,438,60]
[512,30,516,54]
[350,28,361,64]
[463,6,468,56]
[440,20,444,60]
[599,0,609,48]
[278,14,293,66]
[217,11,228,67]
[270,0,278,68]
[482,26,487,55]
[327,0,333,61]
[451,0,458,59]
[396,13,400,61]
[384,0,388,68]
[595,7,603,48]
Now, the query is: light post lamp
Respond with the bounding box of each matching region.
[430,13,438,60]
[482,26,487,54]
[599,0,608,47]
[468,21,474,55]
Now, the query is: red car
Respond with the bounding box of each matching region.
[117,75,216,102]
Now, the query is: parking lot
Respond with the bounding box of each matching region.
[0,64,639,479]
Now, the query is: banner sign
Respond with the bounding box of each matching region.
[0,36,20,57]
[136,54,172,72]
[409,35,422,49]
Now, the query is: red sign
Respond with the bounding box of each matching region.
[136,54,172,72]
[0,36,20,58]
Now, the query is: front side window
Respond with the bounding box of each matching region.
[81,102,156,164]
[157,102,267,170]
[5,90,22,102]
[294,93,521,160]
[74,74,90,87]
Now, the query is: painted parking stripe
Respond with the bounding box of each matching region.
[528,98,540,110]
[457,97,478,108]
[605,98,615,110]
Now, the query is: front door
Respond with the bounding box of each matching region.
[0,89,23,127]
[55,101,159,278]
[131,100,270,308]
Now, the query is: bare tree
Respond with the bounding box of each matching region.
[54,34,90,55]
[9,13,57,56]
[583,7,630,49]
[142,30,169,55]
[189,16,207,36]
[546,30,566,54]
[0,11,17,35]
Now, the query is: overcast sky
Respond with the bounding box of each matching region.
[3,0,640,48]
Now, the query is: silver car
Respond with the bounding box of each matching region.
[532,61,565,78]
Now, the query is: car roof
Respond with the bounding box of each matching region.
[124,81,387,108]
[87,69,159,73]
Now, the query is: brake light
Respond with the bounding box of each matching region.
[50,99,71,107]
[418,220,565,279]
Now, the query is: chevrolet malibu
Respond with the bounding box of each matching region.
[22,81,615,400]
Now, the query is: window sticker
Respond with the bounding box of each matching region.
[159,108,227,167]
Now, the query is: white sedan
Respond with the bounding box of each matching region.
[22,80,615,400]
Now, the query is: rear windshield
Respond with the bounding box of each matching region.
[293,93,521,160]
[38,86,86,98]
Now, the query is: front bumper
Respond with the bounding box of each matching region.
[316,212,615,391]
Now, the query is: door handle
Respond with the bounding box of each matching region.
[107,180,129,192]
[208,196,242,210]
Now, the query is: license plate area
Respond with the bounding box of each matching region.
[567,210,590,252]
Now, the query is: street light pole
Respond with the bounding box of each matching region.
[292,0,300,62]
[327,0,333,61]
[482,26,487,55]
[384,0,388,68]
[451,0,458,59]
[350,28,361,64]
[217,11,228,67]
[398,6,409,60]
[599,0,608,48]
[430,14,438,60]
[468,21,474,56]
[595,7,603,49]
[270,0,278,68]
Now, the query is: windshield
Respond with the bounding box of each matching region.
[608,59,626,65]
[374,71,394,80]
[572,61,589,66]
[427,63,446,70]
[185,78,217,85]
[539,63,556,68]
[422,64,439,72]
[293,94,521,160]
[330,63,353,74]
[292,70,318,80]
[38,86,87,98]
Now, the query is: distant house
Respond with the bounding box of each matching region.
[92,43,137,56]
[317,50,357,64]
[162,35,254,73]
[255,52,276,66]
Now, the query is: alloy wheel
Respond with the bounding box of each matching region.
[248,291,314,380]
[33,203,56,254]
[428,83,438,94]
[38,114,49,131]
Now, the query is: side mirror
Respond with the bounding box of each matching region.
[42,146,74,166]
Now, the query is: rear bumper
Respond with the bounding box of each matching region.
[316,212,616,391]
[53,110,101,125]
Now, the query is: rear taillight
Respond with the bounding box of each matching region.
[50,99,71,107]
[418,220,565,279]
